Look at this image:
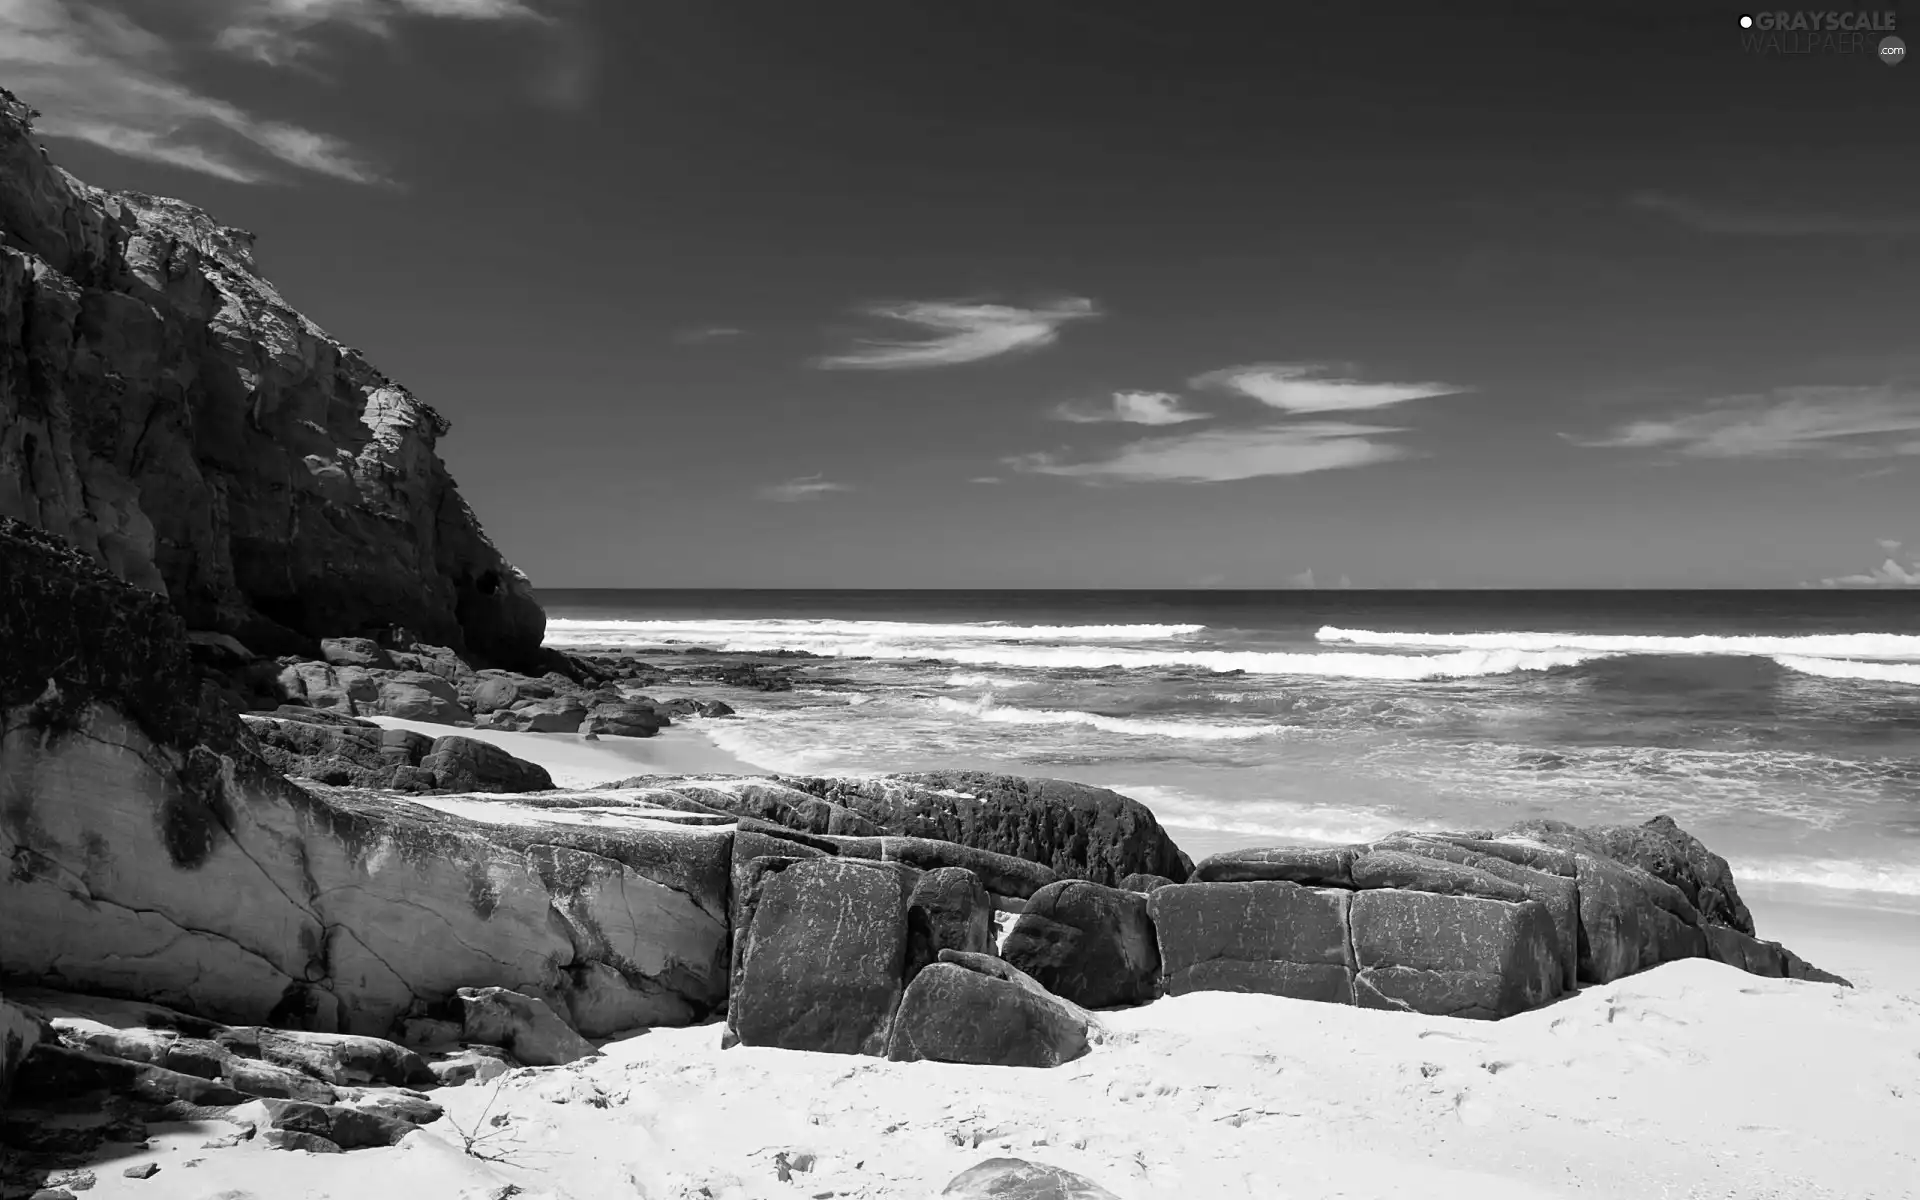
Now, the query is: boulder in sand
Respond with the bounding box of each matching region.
[457,987,599,1067]
[1001,879,1160,1008]
[887,950,1096,1069]
[942,1157,1121,1199]
[1149,881,1355,1004]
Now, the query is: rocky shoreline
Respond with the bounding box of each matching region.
[0,88,1872,1200]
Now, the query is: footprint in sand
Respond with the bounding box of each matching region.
[1417,1028,1483,1044]
[1453,1089,1493,1127]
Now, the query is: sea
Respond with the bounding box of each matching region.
[539,590,1920,910]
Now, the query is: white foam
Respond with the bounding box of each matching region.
[1773,655,1920,685]
[1318,625,1920,661]
[546,617,1205,647]
[935,697,1293,742]
[865,644,1601,679]
[1724,857,1920,898]
[945,672,1034,689]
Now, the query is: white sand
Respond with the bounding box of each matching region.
[66,957,1920,1200]
[107,735,1903,1197]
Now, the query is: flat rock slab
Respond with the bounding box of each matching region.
[1192,845,1357,886]
[1148,881,1355,1003]
[1001,879,1160,1009]
[727,857,919,1056]
[457,987,599,1066]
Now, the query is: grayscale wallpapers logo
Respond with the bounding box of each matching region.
[1736,10,1904,60]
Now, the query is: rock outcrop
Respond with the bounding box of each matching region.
[0,89,543,667]
[1,519,729,1040]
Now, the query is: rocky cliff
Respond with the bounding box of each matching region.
[0,89,543,667]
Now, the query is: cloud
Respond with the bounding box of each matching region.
[969,476,1003,484]
[215,0,543,66]
[1578,385,1920,459]
[673,326,744,344]
[0,0,380,183]
[817,298,1098,370]
[757,474,853,502]
[1007,422,1410,484]
[1629,191,1920,238]
[1878,538,1904,553]
[1191,363,1467,414]
[1811,555,1920,588]
[1052,390,1210,426]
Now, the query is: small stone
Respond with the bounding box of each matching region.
[123,1163,160,1179]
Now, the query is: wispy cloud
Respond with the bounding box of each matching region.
[1051,390,1210,426]
[757,474,853,502]
[1629,191,1920,239]
[0,0,379,183]
[673,325,744,344]
[1191,363,1467,415]
[817,298,1098,370]
[1577,385,1920,459]
[215,0,544,66]
[1007,422,1410,484]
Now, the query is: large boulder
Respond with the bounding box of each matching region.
[1373,834,1582,992]
[886,951,1095,1069]
[579,699,670,738]
[726,858,920,1056]
[372,671,467,723]
[1001,880,1160,1009]
[1149,881,1355,1003]
[0,92,545,668]
[1506,815,1756,935]
[777,771,1193,886]
[1349,890,1565,1019]
[2,993,51,1106]
[1563,851,1709,984]
[419,735,554,793]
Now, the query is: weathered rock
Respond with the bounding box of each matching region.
[1348,849,1530,903]
[320,639,394,670]
[1506,815,1755,935]
[1149,882,1354,1003]
[1117,873,1177,893]
[259,1097,417,1150]
[456,988,599,1067]
[905,867,996,983]
[579,699,669,738]
[1001,880,1160,1009]
[1349,890,1564,1019]
[825,833,1059,899]
[726,858,919,1056]
[1191,845,1356,886]
[0,94,545,668]
[2,533,731,1038]
[941,1159,1121,1200]
[419,735,554,793]
[1702,926,1850,986]
[697,700,735,717]
[482,696,586,733]
[886,951,1095,1069]
[1566,852,1708,984]
[372,672,467,723]
[261,1129,343,1153]
[654,781,884,839]
[1373,834,1582,992]
[219,1027,434,1088]
[427,1045,512,1087]
[2,993,51,1105]
[778,771,1192,886]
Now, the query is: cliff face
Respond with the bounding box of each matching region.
[0,90,544,667]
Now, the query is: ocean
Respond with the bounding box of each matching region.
[539,590,1920,909]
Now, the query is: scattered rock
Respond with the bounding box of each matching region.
[1150,881,1356,1003]
[420,735,555,793]
[940,1156,1120,1198]
[122,1163,159,1179]
[457,988,599,1067]
[261,1129,343,1154]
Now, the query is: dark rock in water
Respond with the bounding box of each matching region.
[886,951,1094,1069]
[456,987,599,1066]
[727,858,919,1056]
[1117,873,1177,893]
[1349,890,1565,1019]
[0,95,545,669]
[777,770,1192,887]
[1001,880,1161,1009]
[697,700,735,717]
[1149,881,1356,1003]
[1192,845,1356,886]
[905,867,996,983]
[941,1158,1119,1199]
[420,735,554,793]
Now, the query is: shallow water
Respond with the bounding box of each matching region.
[541,589,1920,906]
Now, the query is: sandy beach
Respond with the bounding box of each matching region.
[69,720,1863,1200]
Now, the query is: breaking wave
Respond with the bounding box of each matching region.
[1772,656,1920,685]
[546,617,1204,647]
[934,697,1293,741]
[1318,626,1920,661]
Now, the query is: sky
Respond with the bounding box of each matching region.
[5,0,1919,588]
